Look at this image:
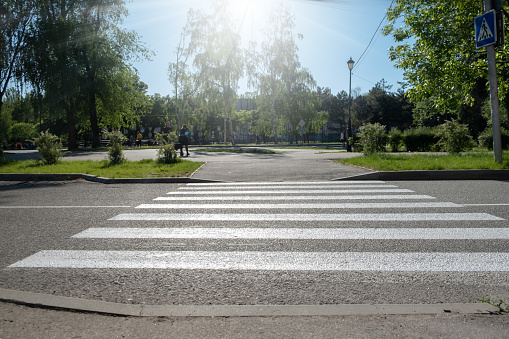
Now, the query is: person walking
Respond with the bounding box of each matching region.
[136,131,143,147]
[178,124,190,156]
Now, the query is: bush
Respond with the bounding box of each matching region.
[435,120,474,153]
[9,122,37,143]
[106,130,127,165]
[358,123,388,155]
[402,127,438,152]
[388,129,403,152]
[155,131,179,164]
[33,130,63,164]
[478,127,509,150]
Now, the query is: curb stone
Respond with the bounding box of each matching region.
[0,288,501,317]
[334,169,509,181]
[1,170,509,184]
[0,173,221,184]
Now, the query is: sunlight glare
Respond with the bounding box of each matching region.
[225,0,274,44]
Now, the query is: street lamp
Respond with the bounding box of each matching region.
[346,57,354,152]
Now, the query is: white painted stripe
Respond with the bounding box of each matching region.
[462,204,509,206]
[167,189,415,195]
[154,195,436,201]
[179,185,397,190]
[72,227,509,240]
[0,206,131,209]
[109,213,504,221]
[186,181,386,186]
[9,250,509,271]
[135,202,460,209]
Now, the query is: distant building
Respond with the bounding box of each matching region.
[235,98,257,112]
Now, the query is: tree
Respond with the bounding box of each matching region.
[22,0,151,149]
[191,0,244,145]
[0,0,34,115]
[168,9,201,129]
[78,0,152,148]
[383,0,509,116]
[247,2,304,144]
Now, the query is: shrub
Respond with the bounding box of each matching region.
[402,127,438,152]
[33,130,63,164]
[106,130,127,164]
[388,129,403,152]
[358,123,388,155]
[155,131,179,164]
[435,120,474,153]
[9,122,37,143]
[478,127,509,150]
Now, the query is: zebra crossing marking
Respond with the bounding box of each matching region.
[178,184,398,190]
[9,250,509,271]
[72,227,509,240]
[154,195,436,201]
[186,181,387,186]
[109,213,504,221]
[8,181,508,273]
[135,202,460,209]
[166,189,415,195]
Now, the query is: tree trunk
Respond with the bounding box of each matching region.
[89,79,100,148]
[228,95,235,146]
[272,95,278,144]
[65,103,77,149]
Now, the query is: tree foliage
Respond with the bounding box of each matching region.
[383,0,509,115]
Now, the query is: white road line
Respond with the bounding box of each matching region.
[154,195,436,201]
[72,227,509,240]
[109,213,504,221]
[9,250,509,271]
[0,206,131,209]
[179,185,397,190]
[135,202,461,209]
[461,204,509,206]
[186,181,386,186]
[166,189,415,195]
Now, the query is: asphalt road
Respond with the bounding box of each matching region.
[1,149,508,337]
[1,179,508,305]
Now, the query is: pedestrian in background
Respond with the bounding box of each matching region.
[179,124,190,157]
[136,131,143,147]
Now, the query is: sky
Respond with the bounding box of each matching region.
[122,0,405,97]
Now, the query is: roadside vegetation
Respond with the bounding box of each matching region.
[337,152,509,171]
[338,121,509,170]
[0,158,203,178]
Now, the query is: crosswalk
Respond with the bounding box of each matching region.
[9,181,509,272]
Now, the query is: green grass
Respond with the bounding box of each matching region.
[0,159,204,178]
[336,152,509,171]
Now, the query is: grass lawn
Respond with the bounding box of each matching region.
[0,159,204,178]
[336,152,509,171]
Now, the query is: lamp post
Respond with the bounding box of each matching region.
[346,57,354,152]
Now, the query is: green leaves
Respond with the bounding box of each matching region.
[384,0,507,113]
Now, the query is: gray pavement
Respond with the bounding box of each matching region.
[1,147,509,338]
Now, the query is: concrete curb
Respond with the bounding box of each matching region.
[0,173,221,184]
[334,169,509,181]
[2,170,509,184]
[0,288,500,317]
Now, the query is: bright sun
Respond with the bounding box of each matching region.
[225,0,272,43]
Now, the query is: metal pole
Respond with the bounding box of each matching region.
[347,67,352,152]
[484,0,503,163]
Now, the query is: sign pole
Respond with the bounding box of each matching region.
[486,44,503,163]
[483,0,503,163]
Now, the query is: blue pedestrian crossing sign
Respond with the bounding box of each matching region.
[475,10,497,48]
